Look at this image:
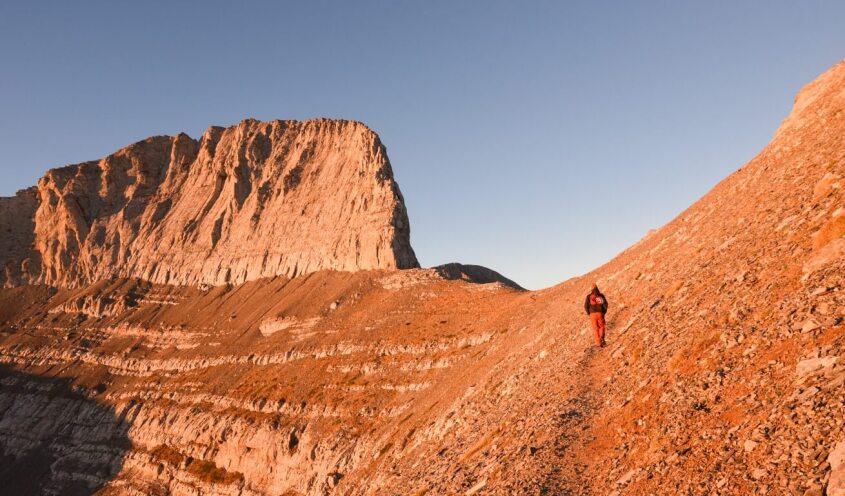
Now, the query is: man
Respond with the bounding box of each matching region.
[584,283,608,347]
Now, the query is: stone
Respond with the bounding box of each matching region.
[1,119,418,288]
[803,238,845,278]
[798,386,820,403]
[812,172,841,202]
[796,356,839,380]
[801,319,821,333]
[829,441,845,496]
[812,209,845,250]
[465,480,487,495]
[616,468,638,485]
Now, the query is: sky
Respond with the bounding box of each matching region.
[1,1,844,289]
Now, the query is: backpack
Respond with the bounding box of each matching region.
[589,293,606,313]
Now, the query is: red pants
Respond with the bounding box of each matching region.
[590,312,606,346]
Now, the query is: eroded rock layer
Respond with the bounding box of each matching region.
[1,118,418,288]
[0,272,523,495]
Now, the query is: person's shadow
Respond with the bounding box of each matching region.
[0,365,131,495]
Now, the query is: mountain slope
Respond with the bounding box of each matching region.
[0,61,842,496]
[365,59,845,495]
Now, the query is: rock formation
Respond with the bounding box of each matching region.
[0,61,843,495]
[1,118,418,288]
[0,187,39,287]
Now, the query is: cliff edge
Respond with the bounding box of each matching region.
[1,118,419,287]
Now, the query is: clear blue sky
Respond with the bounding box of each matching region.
[1,1,843,289]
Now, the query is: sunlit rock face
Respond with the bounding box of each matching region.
[2,118,418,288]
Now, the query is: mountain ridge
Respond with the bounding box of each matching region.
[2,118,419,288]
[0,61,842,495]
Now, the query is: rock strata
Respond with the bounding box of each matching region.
[0,187,39,287]
[1,119,418,288]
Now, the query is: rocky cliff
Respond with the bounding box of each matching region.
[0,187,39,287]
[1,118,418,288]
[0,61,843,496]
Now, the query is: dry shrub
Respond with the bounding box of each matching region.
[150,444,185,466]
[186,458,244,485]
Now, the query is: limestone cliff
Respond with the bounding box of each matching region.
[0,187,39,287]
[1,119,418,287]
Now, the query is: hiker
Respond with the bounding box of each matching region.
[584,283,608,347]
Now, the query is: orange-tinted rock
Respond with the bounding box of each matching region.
[3,119,417,288]
[0,187,39,287]
[0,61,844,496]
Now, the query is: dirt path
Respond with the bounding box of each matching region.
[533,321,615,495]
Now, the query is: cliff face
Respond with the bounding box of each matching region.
[0,188,39,287]
[0,272,524,496]
[3,118,418,288]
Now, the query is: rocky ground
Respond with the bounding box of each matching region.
[366,60,845,496]
[0,270,528,495]
[0,61,843,495]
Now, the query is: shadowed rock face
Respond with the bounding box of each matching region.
[0,188,40,287]
[434,263,524,290]
[0,365,130,495]
[1,119,418,288]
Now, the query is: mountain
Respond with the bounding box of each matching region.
[0,61,843,496]
[1,118,418,288]
[370,59,845,495]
